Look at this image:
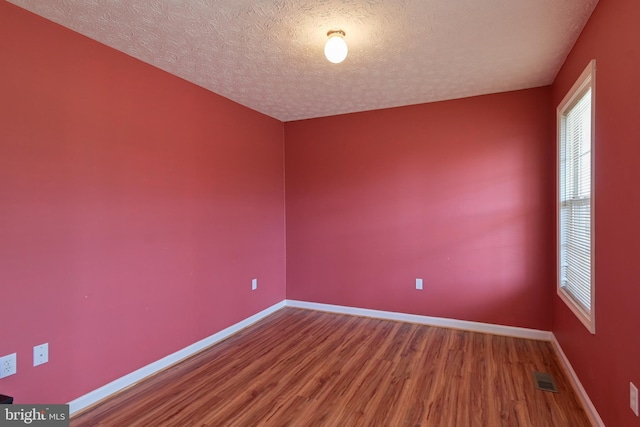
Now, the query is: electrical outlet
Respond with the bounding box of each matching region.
[631,382,639,416]
[252,278,258,291]
[416,278,423,290]
[33,343,49,367]
[0,353,17,378]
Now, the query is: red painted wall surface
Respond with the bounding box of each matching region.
[285,88,554,330]
[0,2,285,404]
[552,1,640,425]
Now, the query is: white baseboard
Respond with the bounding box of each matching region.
[68,300,286,415]
[285,300,553,341]
[551,335,605,427]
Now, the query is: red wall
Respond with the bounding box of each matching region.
[285,88,554,330]
[0,2,285,404]
[552,1,640,425]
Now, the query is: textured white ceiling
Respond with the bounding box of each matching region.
[8,0,598,122]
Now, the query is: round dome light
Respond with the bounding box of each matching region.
[324,29,348,64]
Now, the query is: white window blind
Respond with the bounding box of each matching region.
[558,60,595,333]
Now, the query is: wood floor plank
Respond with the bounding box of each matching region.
[71,308,592,427]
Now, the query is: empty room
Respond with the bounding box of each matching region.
[1,0,639,425]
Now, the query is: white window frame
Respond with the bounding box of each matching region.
[557,60,596,334]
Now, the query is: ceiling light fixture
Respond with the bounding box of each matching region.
[324,29,348,64]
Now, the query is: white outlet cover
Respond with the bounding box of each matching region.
[631,382,639,417]
[0,353,17,378]
[33,343,49,367]
[252,278,258,290]
[416,278,423,290]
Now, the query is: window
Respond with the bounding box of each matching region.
[557,60,595,333]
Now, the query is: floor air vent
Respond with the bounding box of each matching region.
[533,371,559,393]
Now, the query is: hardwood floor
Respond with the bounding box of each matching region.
[71,308,591,426]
